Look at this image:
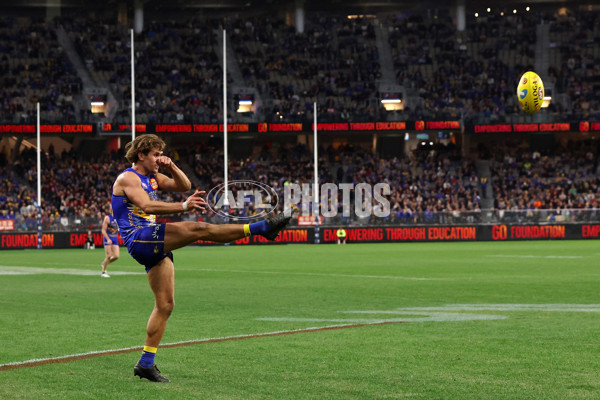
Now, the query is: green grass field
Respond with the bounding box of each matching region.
[1,241,600,399]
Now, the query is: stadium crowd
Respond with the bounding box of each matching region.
[1,7,599,231]
[387,11,536,122]
[490,141,600,222]
[549,11,600,121]
[3,132,600,231]
[1,8,598,124]
[64,16,224,124]
[188,140,482,226]
[0,17,82,124]
[226,14,382,123]
[0,140,484,229]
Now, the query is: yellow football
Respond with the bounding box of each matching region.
[517,71,545,114]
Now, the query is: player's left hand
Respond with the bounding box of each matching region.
[185,189,208,212]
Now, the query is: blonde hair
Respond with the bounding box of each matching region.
[124,134,166,164]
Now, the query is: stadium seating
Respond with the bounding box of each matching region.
[0,17,82,124]
[0,8,599,230]
[490,142,600,223]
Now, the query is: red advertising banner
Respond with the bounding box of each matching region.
[0,124,93,134]
[2,121,599,136]
[350,122,375,131]
[581,224,600,239]
[425,121,460,130]
[321,226,477,243]
[155,124,192,133]
[490,224,566,240]
[474,124,512,133]
[577,121,600,132]
[155,124,250,133]
[539,123,570,132]
[269,123,303,132]
[313,122,413,132]
[102,123,147,133]
[1,233,54,248]
[474,123,573,133]
[574,121,600,133]
[0,224,598,249]
[376,122,406,130]
[313,123,350,131]
[414,120,461,131]
[194,228,310,245]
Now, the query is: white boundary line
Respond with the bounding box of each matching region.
[194,268,444,281]
[488,255,583,259]
[6,303,598,371]
[0,266,144,276]
[0,321,403,371]
[0,265,441,280]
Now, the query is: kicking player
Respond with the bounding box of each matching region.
[111,134,290,383]
[100,205,120,277]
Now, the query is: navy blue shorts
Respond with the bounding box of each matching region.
[103,234,118,246]
[126,224,174,272]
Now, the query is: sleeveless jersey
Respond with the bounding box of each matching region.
[106,214,119,235]
[111,168,160,247]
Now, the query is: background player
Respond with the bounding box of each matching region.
[100,205,120,278]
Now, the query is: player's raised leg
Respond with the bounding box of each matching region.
[163,213,292,253]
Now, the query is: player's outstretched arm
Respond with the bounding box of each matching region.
[116,171,202,215]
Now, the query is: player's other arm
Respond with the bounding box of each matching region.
[155,156,191,193]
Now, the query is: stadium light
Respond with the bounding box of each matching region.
[347,14,376,19]
[237,98,254,113]
[541,96,552,108]
[381,99,403,111]
[90,99,106,114]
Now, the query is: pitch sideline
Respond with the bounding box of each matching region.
[4,303,599,371]
[0,321,404,372]
[0,265,144,276]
